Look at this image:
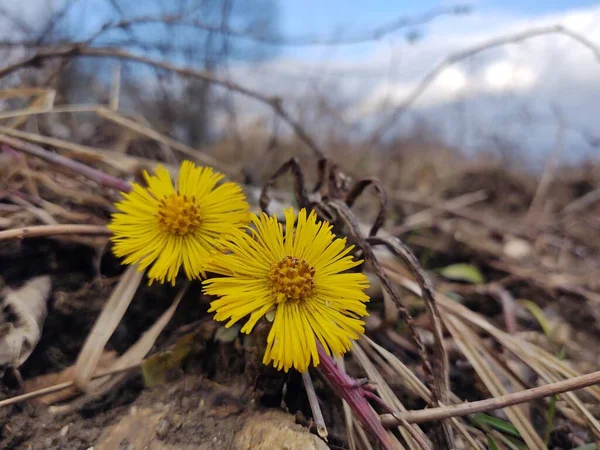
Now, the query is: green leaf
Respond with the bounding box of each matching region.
[544,393,558,446]
[517,299,551,336]
[141,351,176,387]
[214,324,241,343]
[140,331,199,388]
[436,263,485,284]
[472,413,522,439]
[487,435,501,450]
[570,445,597,450]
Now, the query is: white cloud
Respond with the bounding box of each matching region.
[482,61,537,91]
[222,4,600,166]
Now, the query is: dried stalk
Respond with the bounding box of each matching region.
[0,137,131,192]
[302,370,328,440]
[0,224,110,241]
[0,362,141,409]
[381,370,600,426]
[367,234,454,448]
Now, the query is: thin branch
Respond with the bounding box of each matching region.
[0,224,110,241]
[381,370,600,426]
[0,138,131,192]
[0,44,325,159]
[0,4,36,36]
[367,24,600,148]
[3,5,470,48]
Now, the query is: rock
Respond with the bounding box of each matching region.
[156,418,171,440]
[503,238,532,260]
[232,410,329,450]
[95,407,163,450]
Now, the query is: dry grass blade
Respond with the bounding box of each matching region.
[0,45,327,160]
[445,316,546,449]
[360,337,483,450]
[0,104,232,175]
[94,107,228,172]
[52,282,188,414]
[391,190,488,235]
[351,343,427,450]
[367,235,454,447]
[0,122,177,176]
[384,265,600,442]
[0,132,132,192]
[95,281,189,384]
[73,265,144,391]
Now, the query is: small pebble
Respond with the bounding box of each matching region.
[156,418,171,440]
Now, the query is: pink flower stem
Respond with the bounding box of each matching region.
[316,343,395,450]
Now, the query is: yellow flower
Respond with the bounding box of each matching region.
[108,160,250,285]
[203,207,370,373]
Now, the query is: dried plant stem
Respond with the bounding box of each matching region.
[316,344,395,450]
[381,370,600,427]
[0,136,132,192]
[0,362,141,409]
[301,370,328,440]
[0,224,110,241]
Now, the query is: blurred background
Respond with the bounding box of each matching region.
[1,0,599,175]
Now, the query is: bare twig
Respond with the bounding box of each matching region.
[344,178,387,237]
[0,224,110,241]
[3,6,469,48]
[0,138,131,192]
[381,370,600,426]
[391,190,488,235]
[559,187,600,216]
[0,45,325,159]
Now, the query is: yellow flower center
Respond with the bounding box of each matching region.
[269,256,316,303]
[156,194,201,236]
